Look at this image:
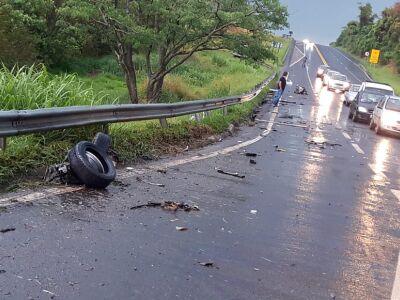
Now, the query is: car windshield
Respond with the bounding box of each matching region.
[333,74,347,81]
[360,92,385,103]
[350,85,360,92]
[365,87,393,96]
[385,98,400,112]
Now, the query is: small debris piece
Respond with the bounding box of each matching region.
[156,168,167,174]
[42,289,56,296]
[0,227,15,233]
[130,201,199,212]
[274,145,286,152]
[250,210,257,215]
[245,152,257,157]
[254,268,260,271]
[216,168,245,179]
[305,139,342,147]
[0,270,5,274]
[176,226,188,231]
[278,113,294,119]
[330,292,336,299]
[126,167,134,170]
[136,177,165,187]
[199,262,214,267]
[249,159,257,165]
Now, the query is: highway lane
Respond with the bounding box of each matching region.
[0,41,399,299]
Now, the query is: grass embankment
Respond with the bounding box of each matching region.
[337,47,400,95]
[0,38,290,189]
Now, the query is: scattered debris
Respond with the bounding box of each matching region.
[274,145,286,152]
[249,159,257,165]
[0,227,15,234]
[215,168,245,179]
[250,210,257,215]
[222,218,228,224]
[130,202,161,210]
[136,177,165,187]
[244,152,258,157]
[183,146,189,152]
[294,85,308,95]
[261,257,272,263]
[199,262,215,268]
[176,226,188,231]
[0,270,5,274]
[254,268,260,271]
[278,113,294,119]
[156,168,167,174]
[130,201,199,212]
[126,167,134,171]
[305,139,342,148]
[42,289,57,297]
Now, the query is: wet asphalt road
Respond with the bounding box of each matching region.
[0,42,399,300]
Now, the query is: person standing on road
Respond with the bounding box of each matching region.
[302,56,308,68]
[272,71,288,107]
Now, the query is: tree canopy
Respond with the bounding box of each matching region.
[0,0,288,103]
[336,2,399,69]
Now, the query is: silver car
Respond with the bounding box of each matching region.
[370,96,400,135]
[327,73,350,92]
[344,84,360,106]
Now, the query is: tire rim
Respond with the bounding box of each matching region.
[86,150,105,173]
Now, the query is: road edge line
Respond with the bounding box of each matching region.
[391,251,400,300]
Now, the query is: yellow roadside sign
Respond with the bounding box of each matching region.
[370,49,380,64]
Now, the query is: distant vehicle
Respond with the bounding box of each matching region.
[323,70,340,86]
[349,90,386,122]
[316,65,329,78]
[370,96,400,135]
[344,84,361,106]
[358,81,394,96]
[327,73,350,92]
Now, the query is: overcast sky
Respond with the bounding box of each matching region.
[277,0,397,45]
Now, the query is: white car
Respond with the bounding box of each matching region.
[327,73,350,92]
[359,81,394,96]
[370,96,400,135]
[323,70,340,86]
[344,84,361,106]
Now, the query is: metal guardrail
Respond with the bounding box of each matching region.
[0,73,276,149]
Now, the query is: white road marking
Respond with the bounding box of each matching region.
[331,48,372,81]
[391,189,400,203]
[342,132,351,140]
[305,65,315,94]
[0,107,280,207]
[369,163,388,180]
[290,54,305,68]
[392,252,400,300]
[351,143,365,155]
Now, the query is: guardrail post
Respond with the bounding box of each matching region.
[205,111,211,117]
[159,118,168,128]
[0,137,6,151]
[222,106,228,116]
[195,113,202,122]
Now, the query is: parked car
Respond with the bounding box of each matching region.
[327,73,350,92]
[349,90,386,122]
[316,65,329,78]
[358,81,394,96]
[370,96,400,135]
[344,84,361,106]
[323,70,340,86]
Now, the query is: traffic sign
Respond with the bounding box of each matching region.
[365,51,370,57]
[369,49,380,64]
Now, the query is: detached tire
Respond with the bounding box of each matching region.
[93,132,112,154]
[68,141,116,189]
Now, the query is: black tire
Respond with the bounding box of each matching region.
[348,110,353,119]
[369,118,375,130]
[352,111,358,122]
[68,141,116,189]
[375,121,382,135]
[93,132,112,154]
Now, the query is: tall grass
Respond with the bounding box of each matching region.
[0,64,114,110]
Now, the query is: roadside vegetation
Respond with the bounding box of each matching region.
[0,0,290,188]
[334,2,399,93]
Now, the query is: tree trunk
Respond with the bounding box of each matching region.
[114,44,139,104]
[146,74,165,102]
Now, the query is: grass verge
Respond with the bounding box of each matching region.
[0,39,290,189]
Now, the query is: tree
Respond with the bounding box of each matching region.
[359,3,375,27]
[63,0,288,103]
